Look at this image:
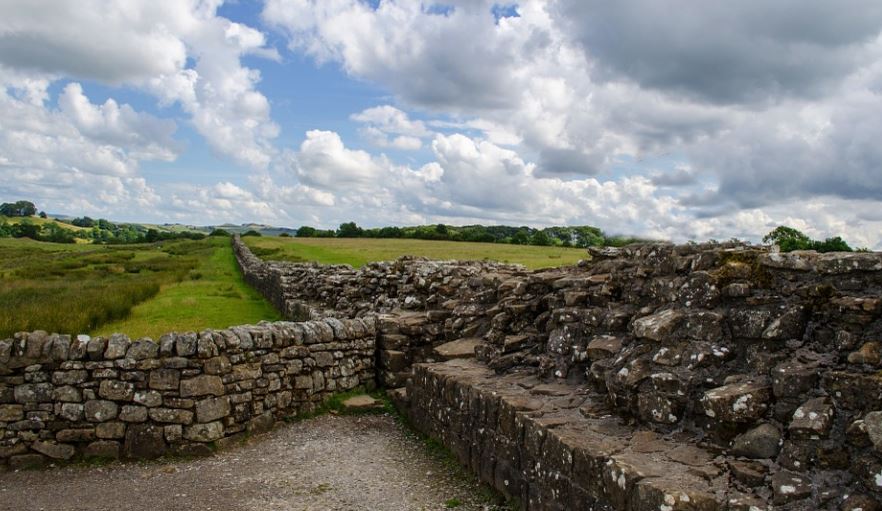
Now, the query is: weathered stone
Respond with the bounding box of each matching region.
[771,470,812,505]
[14,383,53,403]
[586,335,622,360]
[194,396,230,423]
[184,421,224,442]
[633,308,684,341]
[841,494,882,511]
[0,404,24,421]
[148,368,180,390]
[83,440,120,459]
[701,380,771,422]
[203,356,231,375]
[175,333,198,357]
[133,390,162,407]
[84,400,119,422]
[341,394,383,411]
[104,334,129,359]
[56,428,95,442]
[119,405,148,423]
[52,369,88,386]
[98,380,134,401]
[789,397,834,438]
[126,339,158,360]
[148,408,194,424]
[849,342,882,365]
[57,403,84,421]
[179,375,224,397]
[95,422,126,439]
[731,423,781,459]
[31,440,75,460]
[433,338,483,360]
[123,423,166,459]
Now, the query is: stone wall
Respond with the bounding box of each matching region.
[233,235,526,385]
[0,318,375,469]
[235,236,882,509]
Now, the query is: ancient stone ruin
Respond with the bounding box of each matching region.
[4,235,882,510]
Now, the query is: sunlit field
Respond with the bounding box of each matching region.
[243,236,587,270]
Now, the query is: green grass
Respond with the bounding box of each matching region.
[0,237,279,339]
[244,237,586,270]
[94,238,280,339]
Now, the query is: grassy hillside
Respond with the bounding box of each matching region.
[0,237,279,339]
[243,236,587,269]
[0,215,89,231]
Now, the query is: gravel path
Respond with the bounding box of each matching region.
[0,414,507,511]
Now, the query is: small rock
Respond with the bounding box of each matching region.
[342,395,383,412]
[849,342,882,366]
[31,440,75,460]
[701,380,771,422]
[771,470,812,505]
[731,423,782,459]
[788,397,834,438]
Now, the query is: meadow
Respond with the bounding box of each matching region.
[0,237,279,339]
[243,236,587,269]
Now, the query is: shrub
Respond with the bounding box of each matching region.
[242,230,262,237]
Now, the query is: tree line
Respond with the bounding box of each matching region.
[295,222,645,248]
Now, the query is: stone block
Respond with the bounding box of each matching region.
[148,407,194,424]
[195,396,231,423]
[124,423,167,459]
[83,440,120,459]
[84,400,119,422]
[119,405,148,423]
[701,380,770,422]
[148,369,180,390]
[179,375,224,397]
[31,440,75,460]
[184,421,224,442]
[98,380,134,401]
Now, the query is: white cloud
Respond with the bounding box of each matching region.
[0,80,171,214]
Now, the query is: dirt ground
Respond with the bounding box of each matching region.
[0,414,508,511]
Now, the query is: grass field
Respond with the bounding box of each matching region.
[243,236,587,269]
[0,237,279,339]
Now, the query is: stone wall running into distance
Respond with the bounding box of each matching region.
[3,235,882,511]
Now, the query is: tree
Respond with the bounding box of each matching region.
[531,230,552,246]
[209,229,231,237]
[337,222,363,238]
[0,200,37,217]
[763,226,852,253]
[296,226,317,237]
[241,230,262,237]
[38,211,47,219]
[763,226,813,252]
[279,232,291,237]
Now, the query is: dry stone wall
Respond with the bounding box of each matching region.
[0,318,375,469]
[234,236,882,510]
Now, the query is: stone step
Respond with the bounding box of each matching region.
[433,337,485,360]
[405,359,778,511]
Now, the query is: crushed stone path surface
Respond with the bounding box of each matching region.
[0,414,506,511]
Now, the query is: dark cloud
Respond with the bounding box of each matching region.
[556,0,882,104]
[536,147,603,177]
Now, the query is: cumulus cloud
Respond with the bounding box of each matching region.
[351,105,430,150]
[1,0,279,171]
[0,80,172,214]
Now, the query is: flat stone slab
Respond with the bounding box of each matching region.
[433,337,484,360]
[341,394,383,411]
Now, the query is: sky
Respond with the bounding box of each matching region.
[1,1,882,248]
